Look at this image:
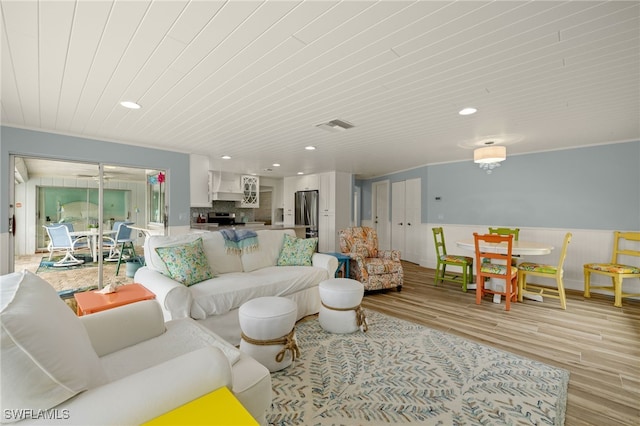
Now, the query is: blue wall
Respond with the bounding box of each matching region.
[1,126,190,233]
[358,141,640,231]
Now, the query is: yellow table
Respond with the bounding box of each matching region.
[142,387,258,426]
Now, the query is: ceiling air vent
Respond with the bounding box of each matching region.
[315,119,355,132]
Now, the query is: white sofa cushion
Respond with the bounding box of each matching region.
[188,265,328,320]
[241,229,294,272]
[99,318,241,383]
[0,271,106,418]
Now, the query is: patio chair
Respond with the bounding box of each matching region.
[105,221,136,275]
[43,224,89,266]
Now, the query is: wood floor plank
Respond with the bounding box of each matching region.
[362,261,640,426]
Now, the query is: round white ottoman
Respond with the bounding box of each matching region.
[239,296,299,372]
[319,278,367,334]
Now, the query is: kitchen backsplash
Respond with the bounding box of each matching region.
[191,201,255,224]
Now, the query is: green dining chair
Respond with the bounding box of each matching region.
[489,227,520,240]
[432,227,473,292]
[487,227,520,265]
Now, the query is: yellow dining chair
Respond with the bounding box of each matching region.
[432,227,473,292]
[518,233,572,309]
[474,233,518,311]
[584,231,640,307]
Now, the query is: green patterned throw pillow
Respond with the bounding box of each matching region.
[155,237,213,286]
[277,234,318,266]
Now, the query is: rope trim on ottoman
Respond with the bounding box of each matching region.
[321,301,368,332]
[241,329,300,363]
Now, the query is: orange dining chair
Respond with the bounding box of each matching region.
[474,233,518,311]
[432,227,474,292]
[518,233,572,310]
[584,231,640,307]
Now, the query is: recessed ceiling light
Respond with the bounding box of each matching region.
[305,146,316,150]
[221,155,231,160]
[272,163,280,167]
[297,172,304,175]
[120,101,141,109]
[459,107,477,116]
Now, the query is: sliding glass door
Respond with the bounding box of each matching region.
[12,155,165,293]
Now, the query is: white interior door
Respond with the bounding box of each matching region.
[391,181,406,256]
[404,178,421,263]
[373,181,390,250]
[391,179,421,263]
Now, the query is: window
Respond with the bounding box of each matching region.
[147,171,166,224]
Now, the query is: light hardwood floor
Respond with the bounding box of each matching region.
[13,256,639,424]
[361,261,640,426]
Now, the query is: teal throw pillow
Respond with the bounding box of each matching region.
[277,234,318,266]
[155,238,213,286]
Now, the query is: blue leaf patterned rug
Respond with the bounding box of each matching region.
[267,311,568,425]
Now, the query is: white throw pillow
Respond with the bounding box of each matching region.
[0,270,107,421]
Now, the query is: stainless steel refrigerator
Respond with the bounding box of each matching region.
[295,190,319,238]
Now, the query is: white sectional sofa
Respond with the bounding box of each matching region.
[0,270,271,425]
[135,229,338,345]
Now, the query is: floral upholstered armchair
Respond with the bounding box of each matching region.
[338,226,403,291]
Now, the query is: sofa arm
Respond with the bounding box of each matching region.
[134,266,192,321]
[312,253,339,276]
[20,347,232,425]
[79,300,166,357]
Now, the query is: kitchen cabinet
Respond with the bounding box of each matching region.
[296,174,319,191]
[317,171,351,253]
[189,154,211,207]
[239,175,259,208]
[283,177,296,225]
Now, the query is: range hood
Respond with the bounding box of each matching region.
[210,170,244,201]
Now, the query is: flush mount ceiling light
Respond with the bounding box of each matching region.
[459,107,477,116]
[305,146,316,150]
[221,155,231,160]
[120,101,141,109]
[272,163,280,167]
[315,119,355,132]
[473,145,506,174]
[297,172,304,175]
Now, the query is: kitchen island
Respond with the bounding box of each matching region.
[191,223,308,239]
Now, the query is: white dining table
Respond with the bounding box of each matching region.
[70,229,117,263]
[456,239,554,303]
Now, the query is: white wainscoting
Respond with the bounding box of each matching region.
[361,220,640,299]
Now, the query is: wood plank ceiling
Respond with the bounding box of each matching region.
[1,0,638,178]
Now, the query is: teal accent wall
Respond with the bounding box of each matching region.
[357,141,640,231]
[41,187,127,222]
[1,126,190,233]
